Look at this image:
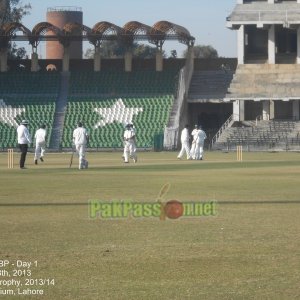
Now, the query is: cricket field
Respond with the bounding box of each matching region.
[0,151,300,299]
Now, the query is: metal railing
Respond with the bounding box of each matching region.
[211,114,234,146]
[228,9,300,24]
[163,48,194,150]
[47,6,82,12]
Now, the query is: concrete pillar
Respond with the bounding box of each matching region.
[31,52,39,72]
[186,46,194,69]
[62,46,70,72]
[156,49,163,72]
[124,51,132,72]
[237,25,245,64]
[270,100,275,120]
[298,0,300,4]
[94,46,101,72]
[237,0,243,3]
[262,100,270,120]
[268,0,275,3]
[0,48,8,72]
[268,25,276,64]
[233,100,245,121]
[292,100,300,120]
[297,27,300,64]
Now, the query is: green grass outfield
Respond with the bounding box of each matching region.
[0,151,300,299]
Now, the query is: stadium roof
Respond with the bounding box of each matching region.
[227,2,300,29]
[0,20,195,49]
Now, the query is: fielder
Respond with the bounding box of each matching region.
[73,122,89,170]
[194,125,207,160]
[123,123,137,163]
[177,124,191,160]
[34,124,46,165]
[190,124,199,159]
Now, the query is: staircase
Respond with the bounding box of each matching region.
[49,72,70,149]
[188,70,234,101]
[212,119,300,151]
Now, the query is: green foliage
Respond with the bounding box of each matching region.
[0,0,31,25]
[84,42,166,59]
[183,44,218,58]
[83,48,95,59]
[0,0,31,59]
[133,44,159,59]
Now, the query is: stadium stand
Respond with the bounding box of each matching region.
[188,70,234,101]
[0,65,180,150]
[62,95,174,148]
[0,72,60,94]
[61,70,180,149]
[0,72,60,149]
[0,96,56,148]
[227,64,300,99]
[213,120,300,151]
[69,70,179,95]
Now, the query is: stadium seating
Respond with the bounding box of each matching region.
[213,119,300,151]
[227,64,300,99]
[62,96,174,148]
[0,96,56,148]
[0,72,60,94]
[0,69,179,149]
[61,70,180,148]
[0,72,60,149]
[69,70,178,95]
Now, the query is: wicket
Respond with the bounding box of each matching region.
[236,145,243,162]
[8,148,14,169]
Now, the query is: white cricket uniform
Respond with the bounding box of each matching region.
[177,128,191,159]
[190,128,199,159]
[123,128,137,163]
[194,129,207,160]
[17,125,32,144]
[73,127,89,169]
[34,128,46,160]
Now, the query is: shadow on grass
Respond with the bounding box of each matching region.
[1,200,300,207]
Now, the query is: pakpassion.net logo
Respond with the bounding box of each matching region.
[88,184,216,220]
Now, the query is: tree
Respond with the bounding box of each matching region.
[133,44,158,59]
[84,42,165,59]
[84,41,124,59]
[0,0,31,59]
[84,48,95,59]
[183,45,218,59]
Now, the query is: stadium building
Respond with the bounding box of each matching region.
[0,2,300,152]
[216,0,300,151]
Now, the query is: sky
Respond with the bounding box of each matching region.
[21,0,237,58]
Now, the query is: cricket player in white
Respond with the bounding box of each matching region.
[194,125,207,160]
[190,124,199,159]
[73,122,89,169]
[34,124,46,165]
[17,120,32,169]
[123,124,137,163]
[177,124,191,160]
